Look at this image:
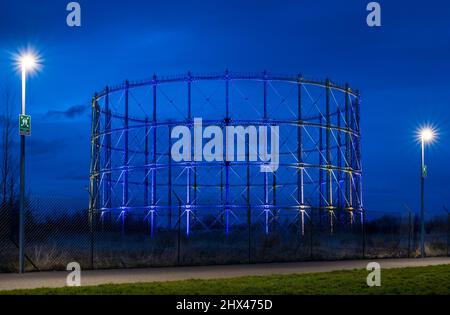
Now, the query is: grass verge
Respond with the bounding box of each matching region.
[1,264,450,295]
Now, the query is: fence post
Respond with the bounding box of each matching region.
[90,208,94,270]
[246,151,251,264]
[174,192,182,266]
[177,202,181,266]
[408,210,412,258]
[309,211,313,260]
[403,204,414,258]
[444,206,449,257]
[447,213,449,257]
[447,212,449,257]
[362,211,366,259]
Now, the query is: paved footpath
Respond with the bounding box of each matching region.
[0,257,449,291]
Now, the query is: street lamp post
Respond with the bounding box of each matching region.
[18,54,37,273]
[419,128,434,258]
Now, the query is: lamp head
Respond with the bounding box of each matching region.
[14,48,41,74]
[420,128,434,143]
[20,54,37,71]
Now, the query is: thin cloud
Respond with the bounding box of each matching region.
[46,105,87,119]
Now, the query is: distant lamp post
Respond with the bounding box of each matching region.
[17,52,38,273]
[419,127,435,258]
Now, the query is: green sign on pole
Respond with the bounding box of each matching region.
[422,165,428,178]
[19,114,31,136]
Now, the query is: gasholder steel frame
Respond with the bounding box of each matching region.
[89,72,363,239]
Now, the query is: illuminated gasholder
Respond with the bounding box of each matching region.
[89,72,363,237]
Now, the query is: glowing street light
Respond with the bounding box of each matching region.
[418,127,435,258]
[19,53,38,114]
[17,51,39,273]
[420,128,434,143]
[20,54,37,70]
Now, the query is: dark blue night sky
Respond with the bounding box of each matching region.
[0,0,449,213]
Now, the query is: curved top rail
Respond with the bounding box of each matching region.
[93,72,359,100]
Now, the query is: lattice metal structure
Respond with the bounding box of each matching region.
[89,72,363,238]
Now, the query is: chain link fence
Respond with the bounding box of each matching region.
[365,209,449,258]
[0,199,449,272]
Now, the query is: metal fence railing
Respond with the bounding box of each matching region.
[0,199,449,272]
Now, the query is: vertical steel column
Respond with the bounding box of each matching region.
[336,99,343,230]
[122,81,129,235]
[168,124,172,229]
[355,91,364,249]
[345,84,353,225]
[246,131,251,263]
[319,115,324,226]
[325,79,333,234]
[225,70,230,234]
[186,72,192,236]
[272,78,277,231]
[192,75,197,221]
[337,99,342,212]
[144,117,149,210]
[89,94,100,269]
[89,94,99,212]
[220,163,224,224]
[355,91,362,211]
[263,71,269,235]
[193,167,197,211]
[150,75,157,237]
[105,87,112,211]
[297,74,306,236]
[273,172,277,231]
